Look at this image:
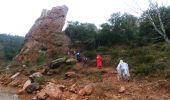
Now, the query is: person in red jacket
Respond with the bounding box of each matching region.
[96,54,102,68]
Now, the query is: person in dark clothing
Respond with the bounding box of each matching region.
[76,52,81,62]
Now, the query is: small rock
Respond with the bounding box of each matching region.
[10,72,20,79]
[37,91,48,100]
[79,83,94,96]
[65,71,76,79]
[18,79,31,94]
[69,83,77,93]
[25,83,40,94]
[32,96,38,100]
[65,58,77,64]
[69,94,85,100]
[29,72,42,82]
[119,86,126,93]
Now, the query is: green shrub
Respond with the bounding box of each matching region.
[22,60,30,66]
[129,48,147,56]
[151,62,166,71]
[137,55,155,63]
[83,50,97,59]
[96,46,109,54]
[51,50,58,60]
[35,76,46,85]
[133,65,156,76]
[110,49,119,57]
[36,52,45,64]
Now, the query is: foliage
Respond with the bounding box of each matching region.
[50,50,58,60]
[96,13,138,46]
[35,76,46,85]
[139,6,170,45]
[136,55,155,64]
[82,50,97,59]
[133,65,156,76]
[65,21,97,49]
[0,34,24,60]
[36,52,46,64]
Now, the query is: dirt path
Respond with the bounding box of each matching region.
[70,63,170,100]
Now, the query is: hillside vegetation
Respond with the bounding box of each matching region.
[0,34,24,68]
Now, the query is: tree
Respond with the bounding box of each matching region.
[130,0,170,47]
[65,21,97,49]
[97,12,138,46]
[0,34,24,60]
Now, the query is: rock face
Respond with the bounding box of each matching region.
[15,5,70,61]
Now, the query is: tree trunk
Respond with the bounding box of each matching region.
[164,35,170,48]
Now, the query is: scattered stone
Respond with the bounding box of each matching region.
[68,94,85,100]
[119,86,126,93]
[78,83,95,96]
[25,83,40,94]
[18,79,31,94]
[64,71,76,79]
[50,58,66,68]
[10,72,20,79]
[8,79,21,87]
[32,96,38,100]
[69,83,77,93]
[37,82,65,99]
[29,72,42,82]
[37,91,48,100]
[66,58,77,64]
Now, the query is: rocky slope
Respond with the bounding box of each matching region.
[15,5,70,62]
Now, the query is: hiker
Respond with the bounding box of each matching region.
[96,54,102,68]
[75,52,81,62]
[82,56,89,66]
[116,59,130,81]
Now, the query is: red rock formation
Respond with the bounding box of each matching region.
[15,5,70,62]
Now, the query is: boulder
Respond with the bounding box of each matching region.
[65,58,77,64]
[15,5,70,62]
[69,83,77,93]
[49,58,66,68]
[29,72,43,82]
[78,83,95,96]
[37,82,65,99]
[25,83,40,94]
[64,71,76,79]
[18,79,31,94]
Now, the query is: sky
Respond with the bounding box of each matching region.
[0,0,169,36]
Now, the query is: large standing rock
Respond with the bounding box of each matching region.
[15,5,70,62]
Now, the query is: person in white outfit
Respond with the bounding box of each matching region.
[116,59,130,81]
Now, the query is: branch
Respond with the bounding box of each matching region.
[147,14,164,37]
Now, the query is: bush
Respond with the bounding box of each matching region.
[51,50,58,60]
[136,55,155,63]
[35,76,46,85]
[36,52,46,64]
[97,46,110,55]
[133,65,156,76]
[22,60,30,66]
[110,48,119,57]
[82,50,97,59]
